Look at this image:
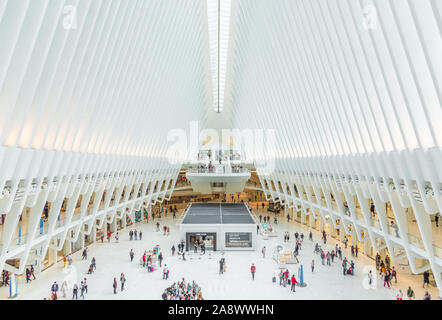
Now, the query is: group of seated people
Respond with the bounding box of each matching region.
[162,278,203,300]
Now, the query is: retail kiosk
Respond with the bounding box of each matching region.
[179,203,257,251]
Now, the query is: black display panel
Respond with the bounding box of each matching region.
[225,232,252,248]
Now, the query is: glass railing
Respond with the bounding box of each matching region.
[187,167,249,174]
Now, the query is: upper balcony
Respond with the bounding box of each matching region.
[185,164,251,194]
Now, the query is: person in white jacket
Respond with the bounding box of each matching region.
[396,289,403,300]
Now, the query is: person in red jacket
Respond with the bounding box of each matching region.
[251,264,256,280]
[284,269,290,287]
[291,275,298,292]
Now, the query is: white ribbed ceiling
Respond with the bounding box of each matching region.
[0,0,213,159]
[0,0,441,167]
[226,0,442,160]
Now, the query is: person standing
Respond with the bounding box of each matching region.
[423,291,431,300]
[72,284,78,300]
[435,214,439,227]
[219,259,224,274]
[368,270,373,287]
[51,281,59,295]
[139,231,142,240]
[406,286,415,300]
[130,249,134,262]
[311,259,315,273]
[91,257,96,270]
[309,231,312,241]
[120,273,126,291]
[163,265,169,280]
[61,280,68,298]
[171,245,176,256]
[83,277,88,294]
[113,278,118,294]
[391,267,397,284]
[250,264,256,280]
[262,246,266,258]
[290,275,298,292]
[396,289,403,300]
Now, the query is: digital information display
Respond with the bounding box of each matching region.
[225,232,252,248]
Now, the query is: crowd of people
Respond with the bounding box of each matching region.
[162,278,203,300]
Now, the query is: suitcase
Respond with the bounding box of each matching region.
[272,276,276,283]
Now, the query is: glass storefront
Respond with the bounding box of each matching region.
[186,232,216,251]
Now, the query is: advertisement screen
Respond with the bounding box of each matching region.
[225,232,252,248]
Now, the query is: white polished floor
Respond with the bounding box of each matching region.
[0,210,418,300]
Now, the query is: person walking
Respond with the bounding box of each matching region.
[120,273,126,291]
[159,252,163,267]
[262,246,266,258]
[423,270,430,288]
[115,232,119,243]
[82,248,87,260]
[171,245,176,256]
[384,271,391,288]
[130,249,134,262]
[309,231,313,241]
[311,259,315,273]
[250,264,256,280]
[139,231,142,240]
[80,281,85,299]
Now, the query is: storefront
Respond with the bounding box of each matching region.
[180,203,257,251]
[186,232,217,251]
